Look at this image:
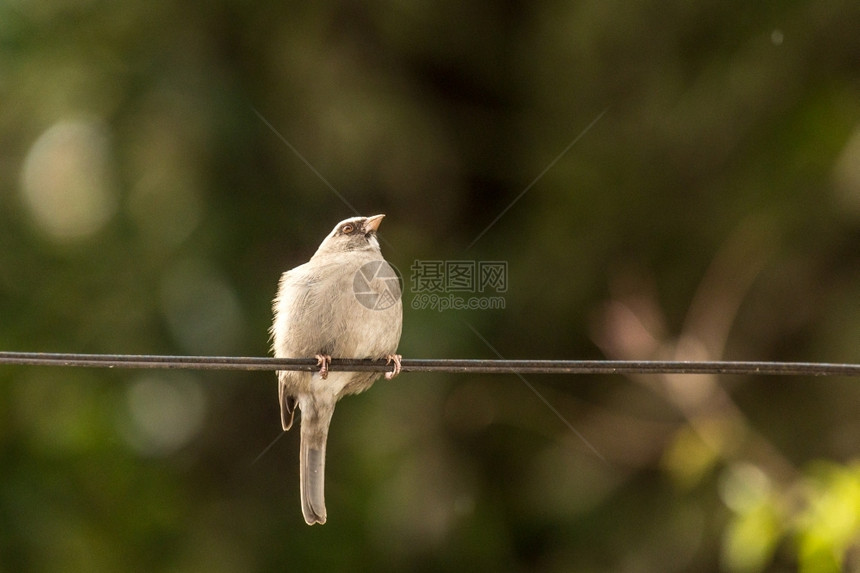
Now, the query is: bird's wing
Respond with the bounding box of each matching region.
[273,261,341,357]
[278,378,298,431]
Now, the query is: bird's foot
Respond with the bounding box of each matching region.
[315,354,331,380]
[385,354,402,380]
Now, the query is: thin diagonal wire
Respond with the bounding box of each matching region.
[466,107,608,251]
[252,106,360,216]
[462,321,607,461]
[252,431,286,466]
[1,352,859,376]
[252,106,399,253]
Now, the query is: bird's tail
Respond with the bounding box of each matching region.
[299,403,334,525]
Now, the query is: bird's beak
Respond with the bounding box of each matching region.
[364,214,385,233]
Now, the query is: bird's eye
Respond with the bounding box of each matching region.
[341,224,354,234]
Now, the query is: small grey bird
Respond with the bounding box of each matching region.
[271,214,402,525]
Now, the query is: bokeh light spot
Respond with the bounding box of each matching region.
[122,373,207,457]
[160,259,246,355]
[20,118,117,241]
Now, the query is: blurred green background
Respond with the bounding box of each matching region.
[2,1,860,571]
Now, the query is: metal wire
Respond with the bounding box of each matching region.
[0,351,859,376]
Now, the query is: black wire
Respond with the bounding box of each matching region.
[0,351,858,376]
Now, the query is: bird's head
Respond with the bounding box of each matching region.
[314,214,386,256]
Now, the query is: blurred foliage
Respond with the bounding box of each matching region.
[2,0,860,571]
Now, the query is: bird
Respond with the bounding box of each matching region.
[271,214,403,525]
